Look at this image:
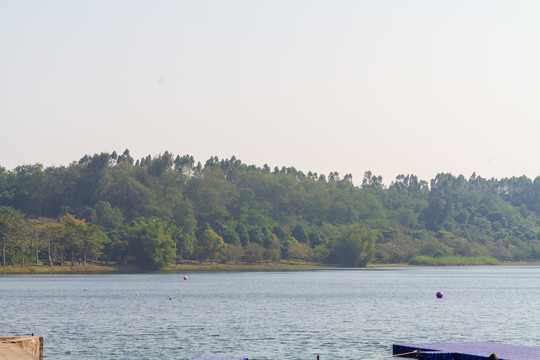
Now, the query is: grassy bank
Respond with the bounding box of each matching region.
[408,255,501,266]
[0,264,121,273]
[1,259,538,274]
[164,260,331,271]
[0,260,326,274]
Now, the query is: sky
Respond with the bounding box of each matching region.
[1,0,540,185]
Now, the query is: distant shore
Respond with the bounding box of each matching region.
[0,261,325,274]
[0,260,538,274]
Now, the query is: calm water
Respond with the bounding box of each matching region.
[0,266,538,360]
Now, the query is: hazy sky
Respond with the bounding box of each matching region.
[2,1,539,185]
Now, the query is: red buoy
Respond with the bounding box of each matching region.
[169,297,172,300]
[184,276,188,280]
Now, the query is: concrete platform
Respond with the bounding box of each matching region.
[393,342,540,360]
[0,337,42,360]
[0,343,38,360]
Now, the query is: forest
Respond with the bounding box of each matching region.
[1,149,539,270]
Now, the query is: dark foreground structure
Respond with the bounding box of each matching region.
[393,342,540,360]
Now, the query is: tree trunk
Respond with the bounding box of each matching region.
[2,239,5,267]
[48,241,53,267]
[174,240,178,265]
[71,248,75,266]
[60,251,64,266]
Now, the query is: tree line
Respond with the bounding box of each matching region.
[0,150,538,269]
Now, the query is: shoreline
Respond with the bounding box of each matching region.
[0,260,538,274]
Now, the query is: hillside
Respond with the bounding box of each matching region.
[1,150,539,269]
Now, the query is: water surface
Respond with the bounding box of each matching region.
[0,266,538,359]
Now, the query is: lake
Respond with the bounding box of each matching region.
[0,266,538,360]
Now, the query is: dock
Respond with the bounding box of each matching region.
[393,342,540,360]
[0,336,43,360]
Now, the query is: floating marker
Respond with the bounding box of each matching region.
[184,276,188,280]
[169,297,172,300]
[436,291,444,299]
[136,294,138,297]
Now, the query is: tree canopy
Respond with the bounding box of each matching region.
[0,150,539,269]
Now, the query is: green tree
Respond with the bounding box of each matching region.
[221,226,241,246]
[362,171,384,189]
[271,225,288,241]
[243,242,263,263]
[330,224,377,267]
[27,218,49,264]
[197,229,227,263]
[92,201,124,262]
[148,152,173,177]
[126,218,176,270]
[308,231,325,247]
[14,219,31,267]
[174,154,195,175]
[0,207,28,266]
[235,223,249,246]
[176,231,196,261]
[261,227,279,249]
[287,238,311,264]
[117,149,134,165]
[187,167,236,229]
[93,201,124,230]
[292,223,308,243]
[10,164,47,216]
[77,152,111,208]
[83,224,108,265]
[107,175,157,221]
[224,244,244,263]
[248,227,263,245]
[59,214,87,266]
[29,217,61,266]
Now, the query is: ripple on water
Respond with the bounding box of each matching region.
[0,268,538,360]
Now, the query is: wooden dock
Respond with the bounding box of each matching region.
[0,336,43,360]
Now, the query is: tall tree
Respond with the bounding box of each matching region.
[83,225,108,265]
[59,214,87,266]
[0,206,26,266]
[287,238,310,264]
[331,224,377,267]
[28,217,61,266]
[292,223,308,243]
[126,218,176,270]
[198,229,227,263]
